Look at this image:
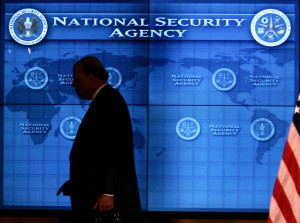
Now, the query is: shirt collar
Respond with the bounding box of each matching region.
[92,83,108,101]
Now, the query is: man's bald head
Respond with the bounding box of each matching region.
[74,56,109,82]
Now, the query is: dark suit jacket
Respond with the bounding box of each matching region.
[69,84,141,217]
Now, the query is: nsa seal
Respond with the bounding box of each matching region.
[251,9,291,47]
[176,117,200,140]
[9,8,48,45]
[24,67,48,90]
[250,118,275,141]
[106,67,122,89]
[212,68,237,91]
[60,116,81,140]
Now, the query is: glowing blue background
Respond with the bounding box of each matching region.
[1,1,299,212]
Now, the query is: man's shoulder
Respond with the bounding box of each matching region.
[101,84,115,95]
[103,84,124,98]
[95,84,126,104]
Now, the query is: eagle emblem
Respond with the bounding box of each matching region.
[18,17,39,37]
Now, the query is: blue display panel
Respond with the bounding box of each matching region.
[3,104,147,208]
[4,41,149,105]
[148,105,292,211]
[1,0,299,213]
[149,41,296,106]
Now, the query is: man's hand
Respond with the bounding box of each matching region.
[57,180,71,196]
[93,194,114,212]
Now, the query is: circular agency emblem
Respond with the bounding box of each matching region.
[176,117,200,140]
[251,9,291,47]
[9,8,48,45]
[24,67,48,90]
[212,68,237,91]
[106,67,122,89]
[250,118,275,141]
[60,116,81,140]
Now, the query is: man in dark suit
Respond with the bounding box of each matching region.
[57,56,143,223]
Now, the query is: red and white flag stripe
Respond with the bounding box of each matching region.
[268,94,300,223]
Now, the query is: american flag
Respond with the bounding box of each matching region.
[268,93,300,223]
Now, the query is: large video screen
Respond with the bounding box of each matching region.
[1,0,299,212]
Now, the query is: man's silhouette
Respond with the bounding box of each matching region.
[57,56,143,223]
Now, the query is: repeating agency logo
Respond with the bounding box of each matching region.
[60,116,81,140]
[250,118,275,141]
[9,8,48,45]
[251,9,291,47]
[24,67,48,90]
[176,117,200,141]
[212,68,237,91]
[106,67,122,89]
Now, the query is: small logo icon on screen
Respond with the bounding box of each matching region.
[176,117,200,140]
[250,118,275,141]
[251,9,291,47]
[212,68,237,91]
[9,8,48,45]
[106,67,122,89]
[24,67,48,90]
[60,116,81,140]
